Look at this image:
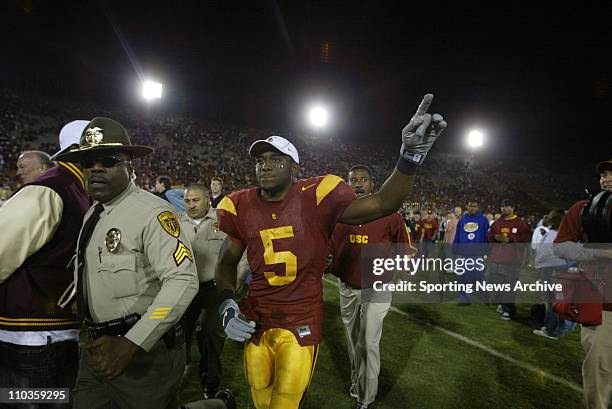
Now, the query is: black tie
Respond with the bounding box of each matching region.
[77,203,104,321]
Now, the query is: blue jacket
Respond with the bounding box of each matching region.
[453,210,490,255]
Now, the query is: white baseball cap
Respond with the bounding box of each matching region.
[248,135,299,164]
[51,120,90,160]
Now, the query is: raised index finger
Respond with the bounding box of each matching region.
[414,94,434,117]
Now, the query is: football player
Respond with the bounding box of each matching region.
[215,94,446,409]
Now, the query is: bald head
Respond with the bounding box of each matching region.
[184,183,210,219]
[17,151,54,184]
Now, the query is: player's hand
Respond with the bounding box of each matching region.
[400,94,447,165]
[219,298,256,342]
[83,335,141,380]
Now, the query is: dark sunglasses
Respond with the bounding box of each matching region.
[81,156,127,169]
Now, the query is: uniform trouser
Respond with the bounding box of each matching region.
[0,339,78,409]
[488,262,521,316]
[581,310,612,409]
[339,281,391,406]
[244,328,319,409]
[184,282,225,388]
[73,339,185,409]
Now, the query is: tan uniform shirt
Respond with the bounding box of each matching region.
[180,209,226,283]
[0,186,63,282]
[79,182,198,352]
[180,209,250,285]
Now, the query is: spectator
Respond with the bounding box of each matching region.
[16,150,54,184]
[421,209,439,257]
[453,200,490,305]
[487,199,531,320]
[155,175,173,201]
[532,209,572,340]
[443,206,462,246]
[210,176,225,208]
[553,158,612,409]
[0,121,89,405]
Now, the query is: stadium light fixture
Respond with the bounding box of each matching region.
[308,105,328,128]
[467,129,484,148]
[142,80,163,101]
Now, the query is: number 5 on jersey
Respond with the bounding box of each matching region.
[259,226,297,286]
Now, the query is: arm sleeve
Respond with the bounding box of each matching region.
[0,186,63,283]
[125,209,199,352]
[315,176,357,237]
[553,200,605,262]
[216,195,245,245]
[487,222,497,243]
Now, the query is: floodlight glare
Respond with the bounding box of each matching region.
[308,106,328,128]
[142,80,162,101]
[467,130,484,148]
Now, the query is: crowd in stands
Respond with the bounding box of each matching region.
[0,94,591,218]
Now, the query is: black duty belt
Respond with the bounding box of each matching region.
[200,279,216,290]
[85,313,185,349]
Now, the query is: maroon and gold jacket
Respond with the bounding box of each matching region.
[0,163,90,331]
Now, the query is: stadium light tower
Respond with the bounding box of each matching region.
[467,129,484,149]
[308,105,329,129]
[142,80,163,101]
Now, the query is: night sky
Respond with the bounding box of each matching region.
[1,1,611,160]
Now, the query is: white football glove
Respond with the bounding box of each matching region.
[400,94,447,165]
[218,298,256,342]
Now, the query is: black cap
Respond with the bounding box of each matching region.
[54,117,153,162]
[596,159,612,174]
[500,199,514,207]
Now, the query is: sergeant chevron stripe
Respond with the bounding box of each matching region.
[173,240,193,266]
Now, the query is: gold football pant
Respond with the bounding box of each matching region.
[244,328,319,409]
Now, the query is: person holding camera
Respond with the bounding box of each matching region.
[553,158,612,409]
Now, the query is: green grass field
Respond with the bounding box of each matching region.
[179,277,585,409]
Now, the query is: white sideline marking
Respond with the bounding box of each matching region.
[322,277,583,393]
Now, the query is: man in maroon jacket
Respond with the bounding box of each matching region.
[329,164,413,409]
[553,159,612,409]
[0,120,90,406]
[487,199,531,320]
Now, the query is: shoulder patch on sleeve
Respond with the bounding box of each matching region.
[174,240,193,266]
[158,211,181,238]
[316,174,344,206]
[217,196,237,216]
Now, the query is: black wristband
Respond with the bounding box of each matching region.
[396,157,419,175]
[219,289,236,303]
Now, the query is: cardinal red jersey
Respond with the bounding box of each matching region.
[217,175,356,346]
[330,213,413,289]
[487,215,530,264]
[421,218,439,241]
